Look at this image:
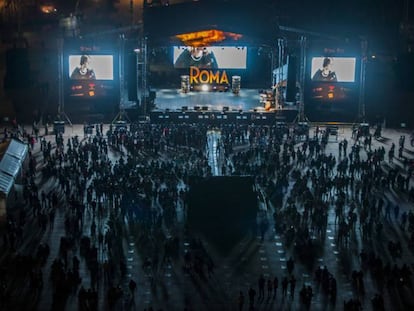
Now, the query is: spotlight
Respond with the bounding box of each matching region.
[201,84,209,92]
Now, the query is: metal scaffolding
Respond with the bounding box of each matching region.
[358,38,368,122]
[137,36,148,115]
[112,35,131,123]
[296,35,308,123]
[276,38,286,108]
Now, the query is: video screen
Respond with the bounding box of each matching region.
[310,57,356,82]
[173,46,247,69]
[68,55,114,80]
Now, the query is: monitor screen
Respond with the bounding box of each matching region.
[310,57,356,82]
[68,55,114,80]
[173,46,247,69]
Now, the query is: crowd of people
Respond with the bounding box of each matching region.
[0,118,413,310]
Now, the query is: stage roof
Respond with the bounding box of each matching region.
[143,0,279,46]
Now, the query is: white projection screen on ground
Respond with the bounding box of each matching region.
[173,46,247,69]
[68,55,114,80]
[311,57,356,82]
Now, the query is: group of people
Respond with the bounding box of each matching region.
[0,116,414,310]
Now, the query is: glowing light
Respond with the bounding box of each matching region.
[175,30,242,47]
[40,5,57,14]
[201,84,209,92]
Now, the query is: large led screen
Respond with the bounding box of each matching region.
[310,57,356,82]
[68,55,114,80]
[173,46,247,69]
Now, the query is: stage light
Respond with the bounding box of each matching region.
[133,48,140,53]
[201,84,209,92]
[175,30,242,47]
[41,5,57,14]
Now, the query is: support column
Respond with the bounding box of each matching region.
[57,38,72,125]
[358,38,368,122]
[137,37,148,115]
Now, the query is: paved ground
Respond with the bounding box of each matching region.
[1,123,414,311]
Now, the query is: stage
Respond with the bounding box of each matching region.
[153,88,270,112]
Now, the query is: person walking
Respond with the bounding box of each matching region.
[128,279,137,299]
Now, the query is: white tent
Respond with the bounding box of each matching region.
[0,139,28,223]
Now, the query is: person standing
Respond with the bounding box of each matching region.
[273,276,278,299]
[290,276,296,299]
[282,276,289,297]
[70,55,96,80]
[238,291,244,311]
[248,286,256,309]
[312,57,337,82]
[258,274,265,300]
[267,279,273,300]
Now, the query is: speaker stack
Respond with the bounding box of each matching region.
[127,53,138,101]
[286,54,297,102]
[232,76,241,94]
[53,121,65,134]
[181,75,190,93]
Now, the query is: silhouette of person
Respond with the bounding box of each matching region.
[175,47,218,69]
[71,55,96,80]
[312,57,337,82]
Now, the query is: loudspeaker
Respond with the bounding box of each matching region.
[194,106,201,111]
[182,106,188,111]
[232,75,241,94]
[286,54,297,102]
[223,106,229,112]
[53,121,65,134]
[126,53,137,101]
[202,106,208,111]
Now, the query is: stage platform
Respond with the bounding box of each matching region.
[154,88,274,112]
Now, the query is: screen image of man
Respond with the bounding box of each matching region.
[70,55,96,80]
[174,47,218,69]
[312,57,337,82]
